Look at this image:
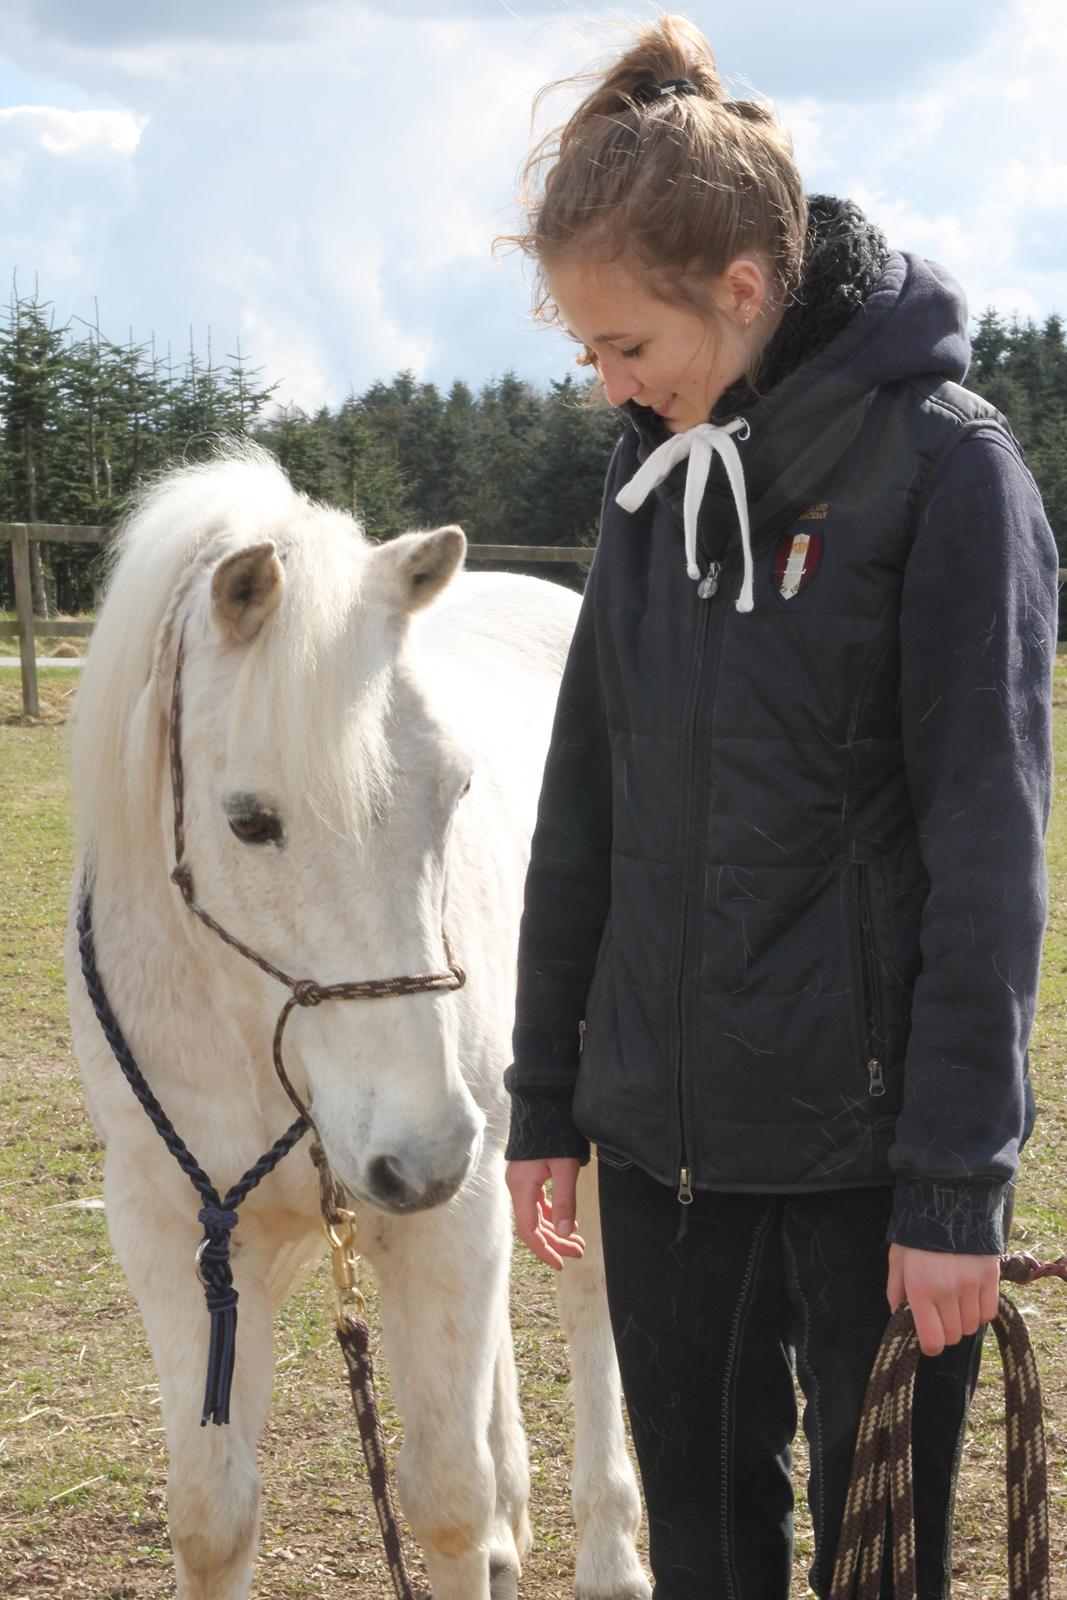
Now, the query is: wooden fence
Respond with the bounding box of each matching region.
[6,521,1065,722]
[1,523,594,717]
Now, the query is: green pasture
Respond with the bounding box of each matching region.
[0,663,1065,1599]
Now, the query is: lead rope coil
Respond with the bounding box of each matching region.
[828,1254,1066,1600]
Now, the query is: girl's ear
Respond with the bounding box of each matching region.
[714,257,772,325]
[368,527,467,615]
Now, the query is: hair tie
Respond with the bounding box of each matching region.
[632,78,700,106]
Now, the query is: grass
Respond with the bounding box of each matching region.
[0,659,1065,1599]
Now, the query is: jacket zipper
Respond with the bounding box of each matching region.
[697,560,721,600]
[673,558,729,1204]
[855,865,885,1097]
[669,480,810,1201]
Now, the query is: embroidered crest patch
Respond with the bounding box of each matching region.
[772,530,823,600]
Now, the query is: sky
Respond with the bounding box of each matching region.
[0,0,1064,409]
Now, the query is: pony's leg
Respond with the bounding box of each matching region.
[558,1160,652,1600]
[368,1172,521,1600]
[488,1311,533,1583]
[104,1157,277,1600]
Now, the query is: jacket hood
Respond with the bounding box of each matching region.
[624,249,972,548]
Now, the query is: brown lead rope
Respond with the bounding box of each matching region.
[313,1143,431,1600]
[828,1254,1067,1600]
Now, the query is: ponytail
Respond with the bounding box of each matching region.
[501,14,808,329]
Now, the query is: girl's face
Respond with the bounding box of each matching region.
[544,255,774,432]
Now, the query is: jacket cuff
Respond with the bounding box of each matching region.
[504,1082,591,1164]
[888,1178,1009,1255]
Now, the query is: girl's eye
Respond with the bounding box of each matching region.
[621,343,645,359]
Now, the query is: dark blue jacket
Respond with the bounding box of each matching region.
[505,249,1058,1255]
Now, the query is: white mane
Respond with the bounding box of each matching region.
[71,441,397,877]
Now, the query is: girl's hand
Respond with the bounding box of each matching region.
[506,1158,585,1271]
[887,1244,1001,1357]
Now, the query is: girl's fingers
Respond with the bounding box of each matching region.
[911,1296,947,1359]
[506,1159,587,1270]
[510,1181,546,1254]
[548,1164,579,1238]
[959,1286,983,1339]
[979,1274,1002,1325]
[886,1255,906,1313]
[536,1200,586,1263]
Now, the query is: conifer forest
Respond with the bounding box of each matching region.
[1,285,1064,617]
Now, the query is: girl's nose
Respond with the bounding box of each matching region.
[600,355,641,407]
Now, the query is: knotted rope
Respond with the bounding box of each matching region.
[77,894,309,1424]
[828,1253,1066,1600]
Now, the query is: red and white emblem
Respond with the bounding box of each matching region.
[772,530,823,600]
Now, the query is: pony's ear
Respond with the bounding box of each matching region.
[372,527,466,614]
[211,542,285,642]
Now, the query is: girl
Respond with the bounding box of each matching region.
[503,14,1057,1600]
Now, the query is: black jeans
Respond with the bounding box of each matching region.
[597,1159,985,1600]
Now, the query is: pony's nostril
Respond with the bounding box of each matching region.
[368,1154,411,1207]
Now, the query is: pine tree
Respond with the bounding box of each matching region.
[0,282,69,614]
[224,339,277,436]
[330,395,408,539]
[468,372,541,542]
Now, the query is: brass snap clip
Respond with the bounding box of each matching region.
[325,1208,366,1329]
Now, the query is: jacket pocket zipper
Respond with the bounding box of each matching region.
[855,866,886,1098]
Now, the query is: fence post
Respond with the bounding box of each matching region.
[9,525,39,718]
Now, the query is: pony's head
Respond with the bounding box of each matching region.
[74,443,484,1212]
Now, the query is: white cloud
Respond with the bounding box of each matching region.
[0,103,144,155]
[776,0,1067,328]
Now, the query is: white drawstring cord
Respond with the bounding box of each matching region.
[615,418,754,613]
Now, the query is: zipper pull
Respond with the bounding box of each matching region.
[868,1059,885,1098]
[697,561,721,600]
[578,1019,586,1054]
[677,1166,694,1205]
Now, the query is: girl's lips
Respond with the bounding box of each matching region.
[652,398,673,416]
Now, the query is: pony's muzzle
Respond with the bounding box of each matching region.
[365,1150,472,1213]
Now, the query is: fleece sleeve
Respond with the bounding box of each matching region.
[504,490,618,1163]
[889,424,1058,1254]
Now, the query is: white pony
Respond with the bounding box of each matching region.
[63,445,649,1600]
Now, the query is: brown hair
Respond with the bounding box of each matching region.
[503,15,808,366]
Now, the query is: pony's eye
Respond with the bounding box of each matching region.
[227,810,284,846]
[460,776,472,800]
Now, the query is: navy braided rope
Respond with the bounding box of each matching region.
[77,892,309,1425]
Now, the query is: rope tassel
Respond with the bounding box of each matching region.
[77,892,309,1428]
[196,1204,240,1426]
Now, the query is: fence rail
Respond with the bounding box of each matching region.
[1,523,594,717]
[7,521,1064,722]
